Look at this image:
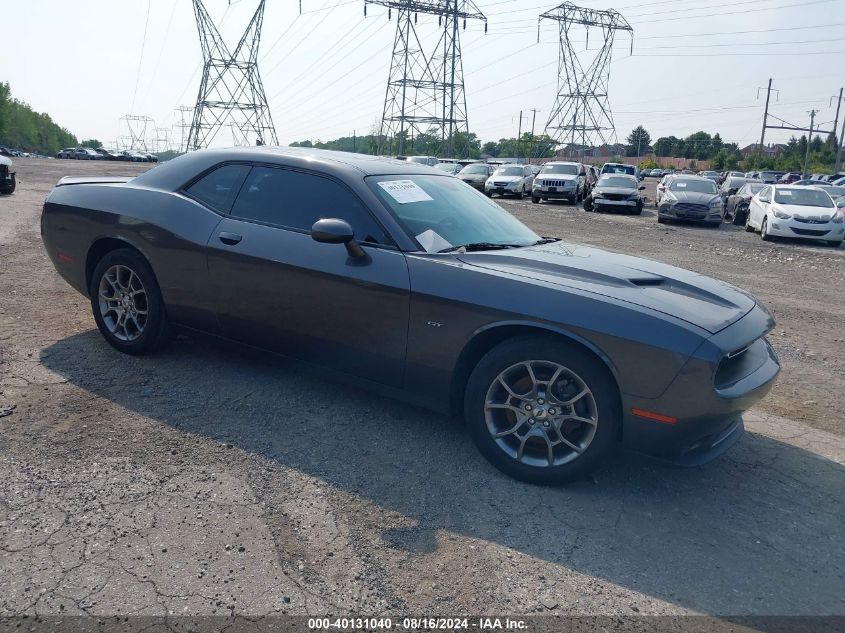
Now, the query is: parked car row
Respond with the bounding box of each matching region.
[57,147,158,162]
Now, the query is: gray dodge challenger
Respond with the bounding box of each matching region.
[41,148,780,484]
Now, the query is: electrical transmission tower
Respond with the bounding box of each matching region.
[187,0,278,150]
[365,0,486,158]
[119,115,156,152]
[539,3,632,157]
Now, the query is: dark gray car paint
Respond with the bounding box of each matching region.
[41,147,779,463]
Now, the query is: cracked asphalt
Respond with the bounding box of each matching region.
[0,159,843,621]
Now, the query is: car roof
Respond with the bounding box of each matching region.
[132,146,444,191]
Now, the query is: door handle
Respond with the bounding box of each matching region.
[218,232,242,245]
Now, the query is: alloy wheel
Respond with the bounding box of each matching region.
[484,360,598,467]
[97,264,148,341]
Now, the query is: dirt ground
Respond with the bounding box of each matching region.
[1,158,843,621]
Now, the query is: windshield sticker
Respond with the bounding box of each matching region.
[377,179,434,204]
[780,190,792,196]
[676,182,687,188]
[415,229,452,254]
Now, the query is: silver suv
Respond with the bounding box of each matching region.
[531,162,586,204]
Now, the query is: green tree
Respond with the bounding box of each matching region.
[80,139,102,149]
[0,83,77,154]
[625,126,651,157]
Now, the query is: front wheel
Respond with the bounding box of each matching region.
[0,174,15,195]
[744,211,755,232]
[464,337,620,485]
[517,186,525,200]
[531,196,540,204]
[89,248,172,355]
[760,217,772,241]
[827,240,842,248]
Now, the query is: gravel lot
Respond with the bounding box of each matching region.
[1,158,843,621]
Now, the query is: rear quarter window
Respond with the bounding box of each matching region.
[185,164,251,213]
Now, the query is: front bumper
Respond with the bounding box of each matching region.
[533,186,577,200]
[621,304,780,465]
[460,179,486,191]
[766,216,843,241]
[658,204,722,222]
[593,197,639,211]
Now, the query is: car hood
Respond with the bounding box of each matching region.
[489,175,523,183]
[594,186,636,196]
[460,174,486,181]
[664,190,719,204]
[456,241,756,334]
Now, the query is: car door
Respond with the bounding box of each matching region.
[205,164,411,387]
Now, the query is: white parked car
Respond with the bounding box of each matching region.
[745,185,844,247]
[485,164,535,199]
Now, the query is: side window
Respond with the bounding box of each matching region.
[186,164,250,213]
[230,166,389,245]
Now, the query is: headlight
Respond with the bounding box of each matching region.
[773,209,792,220]
[709,200,722,208]
[831,214,844,224]
[627,193,639,200]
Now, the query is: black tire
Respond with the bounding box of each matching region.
[760,217,772,241]
[485,191,493,197]
[732,206,747,226]
[744,212,755,232]
[707,221,721,228]
[632,203,643,215]
[464,336,620,485]
[89,248,172,356]
[531,196,540,204]
[0,174,14,195]
[517,186,525,200]
[827,240,842,248]
[657,216,666,224]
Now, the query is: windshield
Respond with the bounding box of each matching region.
[744,183,765,194]
[435,163,460,173]
[598,175,636,188]
[494,166,524,177]
[407,157,430,164]
[760,172,783,179]
[368,175,540,252]
[603,164,635,175]
[669,179,717,194]
[540,164,579,176]
[460,165,488,175]
[774,188,833,207]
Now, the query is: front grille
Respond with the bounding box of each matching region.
[790,227,830,236]
[794,217,829,224]
[493,181,509,187]
[673,203,709,215]
[601,193,628,201]
[542,179,572,187]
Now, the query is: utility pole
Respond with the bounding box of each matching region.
[757,78,774,164]
[529,108,541,157]
[353,130,357,153]
[804,109,817,175]
[517,110,524,162]
[832,88,844,174]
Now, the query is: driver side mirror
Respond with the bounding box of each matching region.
[638,185,646,191]
[579,170,586,177]
[311,218,365,258]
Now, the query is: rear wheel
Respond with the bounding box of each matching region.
[89,248,172,355]
[464,336,620,485]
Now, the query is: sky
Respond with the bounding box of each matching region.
[2,0,845,151]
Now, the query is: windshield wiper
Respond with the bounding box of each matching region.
[437,242,521,253]
[529,238,559,246]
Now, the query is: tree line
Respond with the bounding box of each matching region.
[0,83,77,154]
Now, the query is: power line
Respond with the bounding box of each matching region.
[129,0,152,114]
